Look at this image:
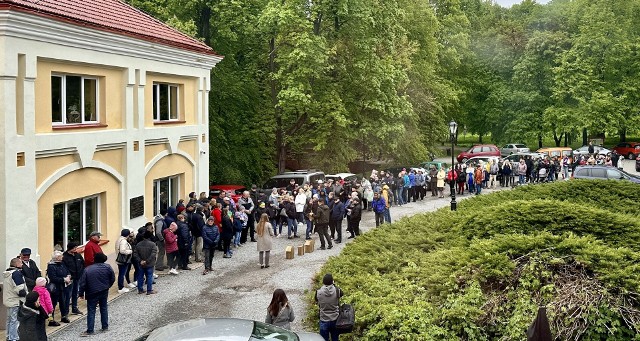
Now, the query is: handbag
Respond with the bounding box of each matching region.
[46,281,57,294]
[116,252,132,264]
[279,208,288,217]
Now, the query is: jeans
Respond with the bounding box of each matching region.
[402,187,409,203]
[68,278,80,311]
[287,218,297,237]
[117,263,129,289]
[259,251,271,266]
[203,247,215,270]
[319,320,339,341]
[193,236,203,262]
[562,167,568,179]
[519,174,525,185]
[374,212,384,226]
[234,231,242,246]
[330,219,343,241]
[270,219,278,235]
[395,188,404,205]
[383,208,391,223]
[306,219,313,239]
[6,306,19,341]
[476,183,482,195]
[178,247,189,269]
[137,266,154,293]
[86,289,109,333]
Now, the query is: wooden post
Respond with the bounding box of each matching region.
[304,240,314,253]
[297,245,305,256]
[286,246,294,259]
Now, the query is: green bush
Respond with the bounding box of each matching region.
[308,180,640,340]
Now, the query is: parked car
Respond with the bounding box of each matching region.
[500,144,530,157]
[613,142,640,160]
[462,156,499,167]
[139,318,325,341]
[503,152,545,164]
[537,147,573,163]
[456,144,501,163]
[325,173,358,183]
[209,184,246,202]
[572,165,640,184]
[636,155,640,172]
[262,170,325,190]
[419,161,449,170]
[573,145,611,156]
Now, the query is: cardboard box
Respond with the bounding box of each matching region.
[304,240,314,253]
[297,245,305,256]
[286,246,294,259]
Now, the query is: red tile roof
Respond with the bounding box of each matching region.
[0,0,218,55]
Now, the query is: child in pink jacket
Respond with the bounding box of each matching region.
[33,277,53,315]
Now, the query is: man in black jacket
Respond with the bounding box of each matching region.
[62,242,85,315]
[176,214,191,270]
[19,248,40,291]
[79,252,114,337]
[134,231,158,295]
[329,197,345,244]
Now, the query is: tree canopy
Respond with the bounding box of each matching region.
[125,0,640,184]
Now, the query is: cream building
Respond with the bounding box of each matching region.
[0,0,221,268]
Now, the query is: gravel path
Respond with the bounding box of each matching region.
[52,158,640,340]
[50,185,494,341]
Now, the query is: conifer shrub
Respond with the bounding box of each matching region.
[309,180,640,340]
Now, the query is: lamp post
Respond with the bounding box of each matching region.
[449,120,458,211]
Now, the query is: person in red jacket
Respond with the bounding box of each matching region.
[84,231,103,267]
[163,223,179,275]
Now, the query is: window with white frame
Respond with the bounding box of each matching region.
[51,75,99,125]
[153,176,179,216]
[152,83,179,121]
[53,195,99,251]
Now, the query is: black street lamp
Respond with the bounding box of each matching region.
[449,120,458,211]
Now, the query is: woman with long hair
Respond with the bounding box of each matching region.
[221,207,234,258]
[256,213,274,268]
[265,289,295,329]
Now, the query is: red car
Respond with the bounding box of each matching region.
[456,144,501,163]
[613,142,640,160]
[209,184,246,202]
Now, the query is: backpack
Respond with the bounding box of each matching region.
[336,303,355,334]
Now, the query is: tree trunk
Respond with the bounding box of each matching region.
[582,128,588,146]
[620,128,627,142]
[478,133,483,143]
[538,134,543,149]
[198,6,211,46]
[564,132,568,147]
[553,131,563,147]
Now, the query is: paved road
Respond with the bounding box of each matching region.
[51,158,638,340]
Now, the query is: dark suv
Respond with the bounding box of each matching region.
[573,165,640,184]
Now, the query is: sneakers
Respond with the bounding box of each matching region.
[152,273,159,279]
[202,269,209,275]
[118,288,130,294]
[61,316,71,323]
[127,282,137,288]
[48,320,61,327]
[169,268,179,275]
[80,331,95,337]
[223,254,231,258]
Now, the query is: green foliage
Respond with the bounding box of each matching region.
[310,180,640,340]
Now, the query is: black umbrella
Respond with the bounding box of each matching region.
[527,306,552,341]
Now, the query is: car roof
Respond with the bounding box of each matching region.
[326,173,356,178]
[210,185,246,190]
[146,318,252,341]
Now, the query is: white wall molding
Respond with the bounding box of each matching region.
[36,161,125,199]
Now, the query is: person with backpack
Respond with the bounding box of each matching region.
[153,209,167,271]
[315,274,344,341]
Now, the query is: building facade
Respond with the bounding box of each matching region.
[0,0,221,268]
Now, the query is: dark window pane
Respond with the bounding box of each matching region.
[153,84,159,120]
[66,76,82,124]
[169,85,178,120]
[170,177,179,207]
[84,79,97,122]
[53,203,65,250]
[67,200,82,247]
[52,76,62,123]
[159,84,169,121]
[153,180,159,216]
[85,197,98,238]
[159,178,169,212]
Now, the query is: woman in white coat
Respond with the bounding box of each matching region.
[256,213,275,268]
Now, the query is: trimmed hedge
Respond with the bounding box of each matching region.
[308,180,640,340]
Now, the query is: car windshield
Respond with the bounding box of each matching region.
[514,144,526,148]
[562,151,572,157]
[251,321,299,341]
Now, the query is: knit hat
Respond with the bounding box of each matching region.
[323,273,334,285]
[121,229,132,237]
[25,291,39,309]
[35,277,47,287]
